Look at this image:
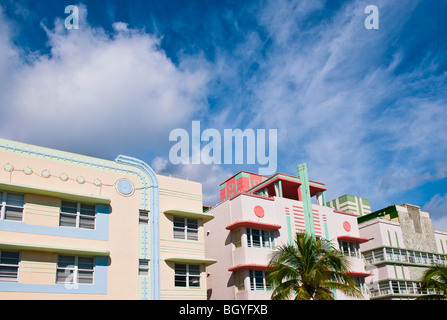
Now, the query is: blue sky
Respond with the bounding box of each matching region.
[0,0,446,229]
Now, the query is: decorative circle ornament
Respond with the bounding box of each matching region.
[76,176,85,184]
[254,205,265,218]
[343,221,351,232]
[23,167,33,175]
[60,173,69,181]
[4,163,14,172]
[116,179,134,196]
[93,179,102,187]
[42,169,51,178]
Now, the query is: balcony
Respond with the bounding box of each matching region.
[363,247,447,267]
[369,280,444,299]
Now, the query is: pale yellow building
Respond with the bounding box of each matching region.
[0,138,214,299]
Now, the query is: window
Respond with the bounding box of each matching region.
[60,201,96,229]
[353,277,366,294]
[249,270,271,291]
[0,192,24,222]
[56,255,94,284]
[247,228,275,249]
[0,251,20,281]
[175,264,200,288]
[139,260,149,276]
[139,210,149,225]
[173,217,198,241]
[339,241,360,258]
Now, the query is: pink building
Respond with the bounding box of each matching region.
[205,163,371,300]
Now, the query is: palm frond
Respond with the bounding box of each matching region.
[267,232,363,300]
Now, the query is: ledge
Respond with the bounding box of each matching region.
[163,209,214,222]
[337,235,369,243]
[0,241,110,257]
[333,210,358,217]
[228,264,269,272]
[0,182,111,205]
[346,271,374,278]
[163,256,217,266]
[226,220,281,231]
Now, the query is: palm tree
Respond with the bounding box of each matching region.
[417,265,447,300]
[266,232,363,300]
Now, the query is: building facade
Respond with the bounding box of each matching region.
[205,163,371,300]
[358,203,447,299]
[327,194,371,217]
[0,138,214,299]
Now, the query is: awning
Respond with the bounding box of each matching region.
[337,235,369,243]
[163,209,214,222]
[228,264,270,272]
[163,256,217,266]
[226,221,281,231]
[346,271,374,277]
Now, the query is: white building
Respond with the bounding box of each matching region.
[205,163,371,300]
[358,203,447,299]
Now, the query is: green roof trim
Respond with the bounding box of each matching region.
[357,205,398,224]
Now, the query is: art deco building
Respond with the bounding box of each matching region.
[358,203,447,299]
[0,138,215,299]
[205,163,371,300]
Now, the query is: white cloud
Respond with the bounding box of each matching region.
[432,216,447,232]
[423,193,447,225]
[1,0,445,212]
[0,4,210,159]
[170,161,233,206]
[224,0,447,211]
[151,156,169,172]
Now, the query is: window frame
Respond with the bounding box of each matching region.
[56,255,95,285]
[249,270,271,291]
[139,259,149,276]
[338,240,360,258]
[139,210,149,225]
[0,250,21,282]
[59,201,97,230]
[173,217,199,241]
[247,228,275,249]
[174,263,201,288]
[0,191,25,222]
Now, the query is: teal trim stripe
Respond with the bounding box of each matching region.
[115,155,160,300]
[356,196,363,216]
[286,214,293,245]
[297,163,315,237]
[324,222,329,244]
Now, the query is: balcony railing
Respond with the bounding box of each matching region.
[369,280,444,298]
[363,247,447,267]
